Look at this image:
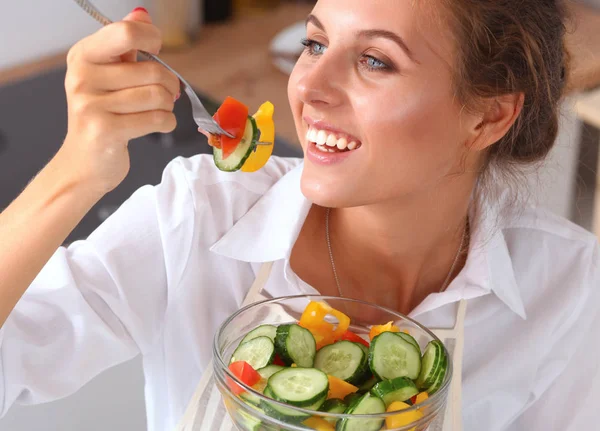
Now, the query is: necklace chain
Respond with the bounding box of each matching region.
[325,207,469,298]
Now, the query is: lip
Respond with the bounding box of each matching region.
[303,116,362,144]
[306,141,355,166]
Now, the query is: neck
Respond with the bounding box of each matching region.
[329,178,474,313]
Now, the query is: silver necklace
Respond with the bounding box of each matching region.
[325,207,469,298]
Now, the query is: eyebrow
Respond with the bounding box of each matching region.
[305,14,417,63]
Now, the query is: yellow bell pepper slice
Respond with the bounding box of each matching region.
[414,391,429,405]
[327,375,358,400]
[299,301,351,349]
[302,416,335,431]
[385,401,424,431]
[369,321,401,341]
[241,101,275,172]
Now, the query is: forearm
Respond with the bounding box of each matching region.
[0,151,103,326]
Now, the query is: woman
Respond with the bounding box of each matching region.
[0,1,597,430]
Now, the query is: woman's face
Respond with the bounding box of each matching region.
[288,0,481,207]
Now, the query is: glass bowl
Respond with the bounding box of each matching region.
[213,295,452,431]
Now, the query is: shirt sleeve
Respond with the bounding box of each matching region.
[0,157,196,416]
[515,240,600,430]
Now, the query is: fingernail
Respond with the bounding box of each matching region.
[175,92,181,102]
[132,7,148,14]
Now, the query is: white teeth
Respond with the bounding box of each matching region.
[326,134,337,147]
[307,126,361,152]
[316,130,327,146]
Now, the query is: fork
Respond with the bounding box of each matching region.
[72,0,234,138]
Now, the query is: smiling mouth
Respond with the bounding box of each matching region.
[306,126,363,153]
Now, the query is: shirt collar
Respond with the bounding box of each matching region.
[210,162,527,320]
[210,163,311,263]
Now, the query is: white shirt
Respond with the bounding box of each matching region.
[1,154,598,431]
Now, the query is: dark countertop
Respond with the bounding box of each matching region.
[0,67,302,243]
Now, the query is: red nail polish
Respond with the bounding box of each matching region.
[175,92,181,101]
[132,7,148,14]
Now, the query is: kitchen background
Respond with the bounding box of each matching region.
[0,0,599,430]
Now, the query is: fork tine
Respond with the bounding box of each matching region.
[183,87,235,138]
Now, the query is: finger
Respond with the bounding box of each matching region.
[113,111,177,140]
[80,20,162,64]
[82,61,180,96]
[120,8,154,63]
[102,84,175,115]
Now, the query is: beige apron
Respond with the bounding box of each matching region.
[174,262,467,431]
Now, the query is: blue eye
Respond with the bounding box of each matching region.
[365,56,389,71]
[301,38,327,56]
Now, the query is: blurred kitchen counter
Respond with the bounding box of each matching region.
[1,2,600,146]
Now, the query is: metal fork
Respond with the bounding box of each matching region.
[72,0,233,138]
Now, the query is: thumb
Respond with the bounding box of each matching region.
[120,7,154,63]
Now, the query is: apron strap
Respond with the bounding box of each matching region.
[173,262,275,431]
[243,261,274,304]
[434,299,467,431]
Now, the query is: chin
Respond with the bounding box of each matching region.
[300,168,362,208]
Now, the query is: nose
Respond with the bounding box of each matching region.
[295,51,345,109]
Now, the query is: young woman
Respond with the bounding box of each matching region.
[0,1,597,430]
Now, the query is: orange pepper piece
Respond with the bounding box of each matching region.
[369,321,401,341]
[385,401,423,431]
[303,416,335,431]
[327,375,359,400]
[299,301,351,349]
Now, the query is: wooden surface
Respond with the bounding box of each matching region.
[1,2,600,146]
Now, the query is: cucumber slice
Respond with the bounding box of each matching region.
[240,390,261,407]
[314,341,370,385]
[425,350,448,395]
[262,386,327,422]
[370,377,419,407]
[241,325,278,344]
[258,365,285,380]
[320,398,347,414]
[336,393,386,431]
[240,365,285,406]
[397,332,421,353]
[358,375,379,393]
[213,116,259,172]
[369,332,422,381]
[415,340,444,389]
[237,408,263,431]
[343,392,362,406]
[231,336,275,370]
[356,342,369,357]
[237,403,278,431]
[275,324,316,368]
[267,368,329,407]
[319,398,347,424]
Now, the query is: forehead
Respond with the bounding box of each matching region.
[311,0,456,67]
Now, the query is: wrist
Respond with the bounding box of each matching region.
[45,149,106,212]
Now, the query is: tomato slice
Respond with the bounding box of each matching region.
[213,96,249,159]
[341,330,370,348]
[272,354,286,366]
[227,361,261,395]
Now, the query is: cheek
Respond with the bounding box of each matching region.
[359,84,465,175]
[287,68,307,149]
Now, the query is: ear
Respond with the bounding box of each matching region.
[468,92,524,151]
